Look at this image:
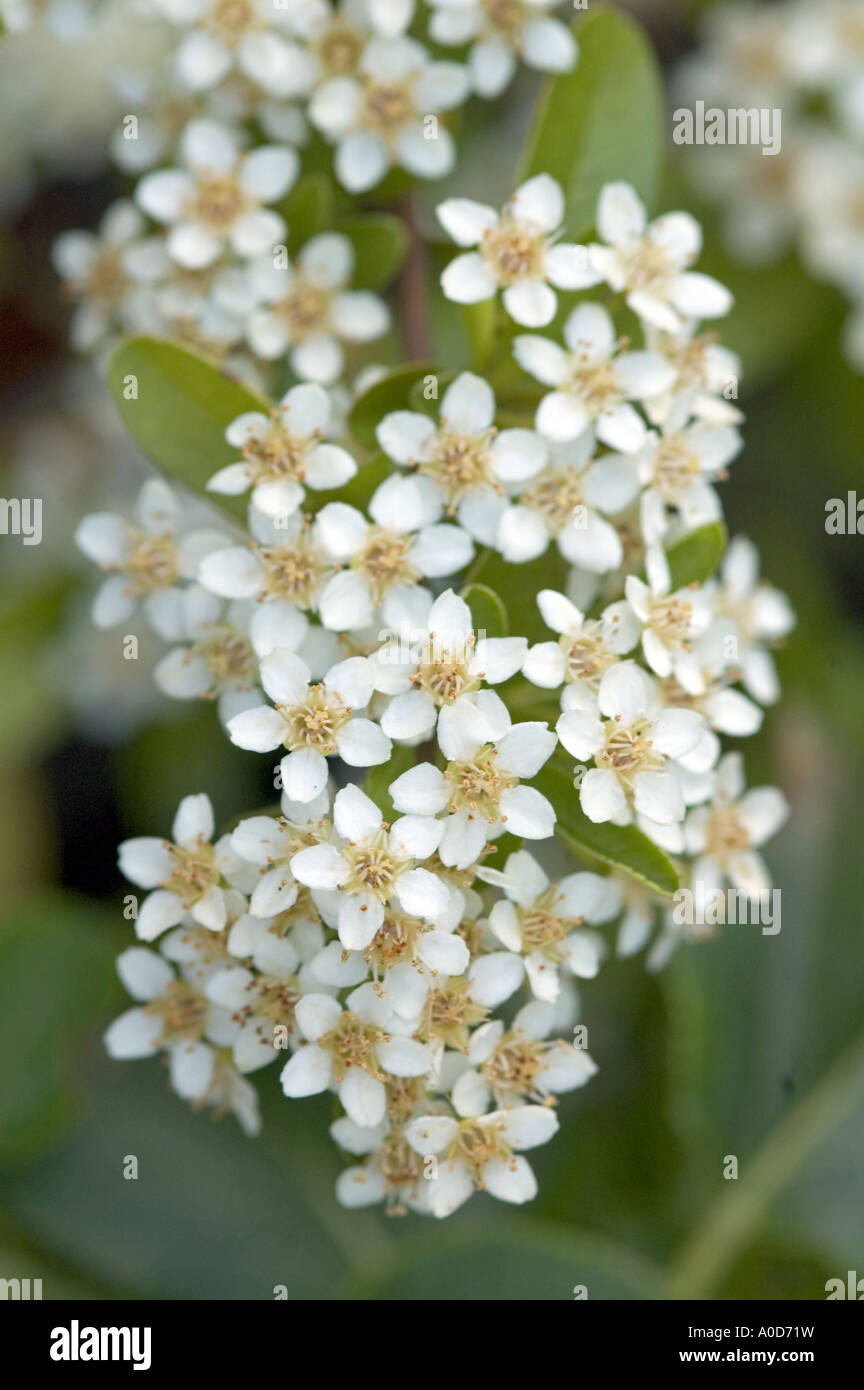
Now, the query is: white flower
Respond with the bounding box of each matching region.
[642,324,744,428]
[377,370,548,520]
[389,710,557,869]
[151,0,316,97]
[206,383,357,519]
[309,35,469,191]
[714,535,795,705]
[136,119,298,269]
[281,987,432,1127]
[372,587,526,742]
[557,660,709,826]
[118,792,243,940]
[153,584,267,724]
[625,544,715,694]
[51,200,170,352]
[588,181,734,332]
[523,588,640,691]
[684,751,789,899]
[227,649,391,802]
[483,849,617,1000]
[630,411,743,544]
[451,1003,598,1114]
[313,474,474,632]
[429,0,578,99]
[74,478,230,636]
[198,507,337,614]
[231,797,332,918]
[438,173,600,327]
[404,1105,559,1216]
[103,939,255,1123]
[246,232,390,380]
[514,301,677,451]
[494,432,628,572]
[290,783,451,949]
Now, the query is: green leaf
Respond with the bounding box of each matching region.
[336,213,409,290]
[0,578,70,766]
[0,892,118,1161]
[665,522,728,588]
[280,171,335,254]
[519,9,664,240]
[348,361,437,451]
[460,582,508,638]
[463,547,568,645]
[537,755,679,896]
[106,336,270,521]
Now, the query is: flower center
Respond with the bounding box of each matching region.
[317,20,364,75]
[597,718,663,785]
[254,974,302,1025]
[279,685,349,753]
[187,174,246,231]
[163,839,220,908]
[706,804,751,859]
[566,361,621,413]
[365,910,429,972]
[446,744,516,822]
[651,434,701,502]
[354,529,418,601]
[411,645,477,705]
[620,239,675,294]
[124,530,181,593]
[276,280,332,340]
[483,0,526,38]
[319,1010,388,1082]
[259,540,329,606]
[243,419,314,483]
[417,979,488,1050]
[482,216,545,283]
[562,624,616,685]
[363,80,413,135]
[648,595,693,646]
[148,980,208,1042]
[522,469,585,533]
[206,0,255,46]
[343,834,399,898]
[448,1117,511,1177]
[482,1036,544,1096]
[196,625,257,688]
[422,430,494,502]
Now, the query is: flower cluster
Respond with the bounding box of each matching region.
[675,0,864,371]
[44,0,795,1218]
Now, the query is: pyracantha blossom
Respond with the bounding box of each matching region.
[206,383,358,519]
[513,301,677,451]
[625,544,715,694]
[556,660,711,827]
[438,173,600,327]
[52,200,170,352]
[642,325,744,428]
[625,408,743,544]
[245,232,391,379]
[377,370,548,515]
[118,792,251,940]
[149,0,316,97]
[588,181,734,333]
[153,584,265,724]
[281,987,433,1128]
[389,710,557,869]
[428,0,579,98]
[404,1105,559,1216]
[230,794,333,919]
[713,534,795,705]
[522,588,640,692]
[136,119,298,269]
[226,648,391,801]
[289,784,451,950]
[309,35,470,191]
[494,431,629,572]
[74,478,230,636]
[371,586,526,743]
[684,751,789,899]
[483,849,618,1001]
[450,1001,598,1114]
[104,945,259,1130]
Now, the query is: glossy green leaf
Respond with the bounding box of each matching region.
[519,9,664,240]
[280,171,336,254]
[666,521,728,588]
[537,756,679,896]
[106,336,270,521]
[336,213,409,290]
[348,361,438,451]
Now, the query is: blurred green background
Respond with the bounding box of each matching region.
[0,0,862,1300]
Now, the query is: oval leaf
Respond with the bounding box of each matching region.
[666,521,728,589]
